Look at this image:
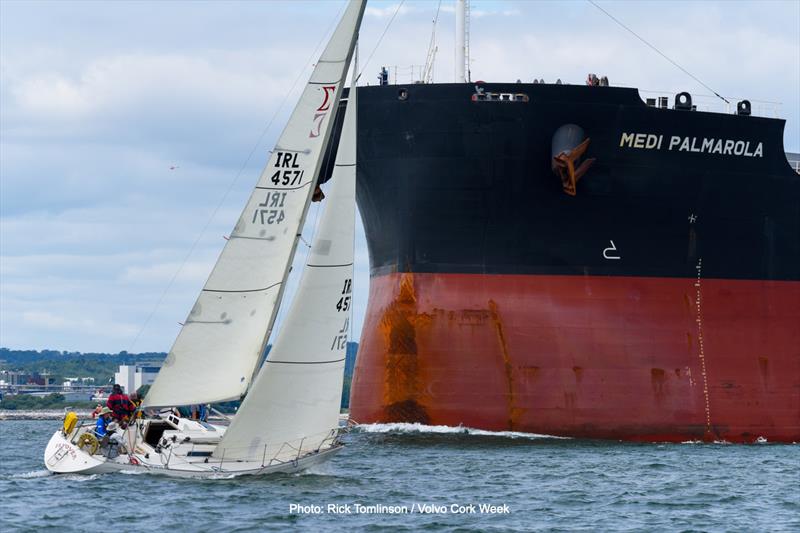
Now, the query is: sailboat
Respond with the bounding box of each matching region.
[43,0,365,478]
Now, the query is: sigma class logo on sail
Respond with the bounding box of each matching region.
[619,132,764,157]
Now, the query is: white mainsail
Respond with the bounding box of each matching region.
[213,61,358,463]
[144,0,366,408]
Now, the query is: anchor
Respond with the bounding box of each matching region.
[551,124,596,196]
[552,138,596,196]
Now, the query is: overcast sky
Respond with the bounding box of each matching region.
[1,0,798,354]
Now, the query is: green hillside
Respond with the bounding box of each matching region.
[0,344,359,410]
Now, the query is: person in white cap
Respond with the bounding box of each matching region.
[94,407,113,440]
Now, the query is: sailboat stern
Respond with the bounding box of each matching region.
[44,430,113,475]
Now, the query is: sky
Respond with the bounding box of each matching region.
[1,0,798,354]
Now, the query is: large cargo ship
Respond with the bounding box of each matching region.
[328,7,800,443]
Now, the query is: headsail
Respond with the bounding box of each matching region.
[144,0,366,408]
[212,56,359,463]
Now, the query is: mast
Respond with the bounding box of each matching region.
[455,0,466,83]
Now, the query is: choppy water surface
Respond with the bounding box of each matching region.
[1,420,797,531]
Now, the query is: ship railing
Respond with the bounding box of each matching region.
[638,89,783,118]
[382,65,426,85]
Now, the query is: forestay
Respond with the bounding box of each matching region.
[144,0,366,408]
[213,56,359,463]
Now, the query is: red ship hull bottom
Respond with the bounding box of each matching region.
[350,272,800,443]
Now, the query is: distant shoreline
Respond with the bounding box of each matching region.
[2,409,351,421]
[0,409,93,420]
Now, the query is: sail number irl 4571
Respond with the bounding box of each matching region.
[330,317,349,351]
[270,152,304,186]
[253,152,306,225]
[331,280,352,351]
[336,278,352,312]
[253,191,287,224]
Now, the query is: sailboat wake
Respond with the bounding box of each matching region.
[296,462,336,476]
[12,469,53,479]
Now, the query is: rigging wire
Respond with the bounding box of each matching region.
[126,1,348,353]
[586,0,730,104]
[358,0,406,80]
[423,0,443,84]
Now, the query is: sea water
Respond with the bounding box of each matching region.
[1,420,797,531]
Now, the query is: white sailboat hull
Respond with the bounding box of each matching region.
[44,429,343,478]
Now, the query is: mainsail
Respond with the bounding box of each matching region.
[144,0,366,408]
[212,60,359,462]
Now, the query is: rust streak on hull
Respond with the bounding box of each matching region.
[488,299,520,430]
[377,273,430,424]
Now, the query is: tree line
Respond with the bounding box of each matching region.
[0,343,359,409]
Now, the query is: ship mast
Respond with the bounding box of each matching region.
[455,0,469,82]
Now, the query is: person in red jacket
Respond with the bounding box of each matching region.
[107,384,135,424]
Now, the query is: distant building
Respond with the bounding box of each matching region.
[62,377,95,389]
[0,370,27,386]
[114,363,161,395]
[0,370,55,387]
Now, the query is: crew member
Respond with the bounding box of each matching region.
[129,392,143,419]
[107,384,135,423]
[191,404,209,422]
[95,407,113,439]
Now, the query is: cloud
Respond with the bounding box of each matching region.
[21,310,131,335]
[365,3,414,19]
[0,203,238,254]
[439,3,520,18]
[19,310,137,340]
[3,51,300,149]
[471,8,521,18]
[120,261,213,285]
